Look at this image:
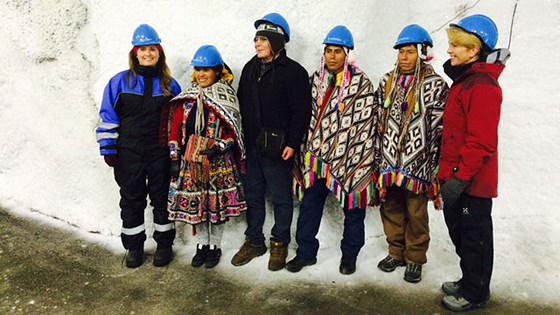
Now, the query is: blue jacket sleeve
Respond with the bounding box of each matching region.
[95,74,123,155]
[170,78,182,96]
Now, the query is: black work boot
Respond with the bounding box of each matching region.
[339,256,357,275]
[153,247,173,267]
[126,248,144,268]
[204,246,222,269]
[191,244,209,268]
[285,256,317,273]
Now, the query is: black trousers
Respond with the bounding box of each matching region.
[444,193,493,303]
[114,146,175,250]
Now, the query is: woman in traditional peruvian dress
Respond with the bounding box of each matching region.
[166,45,246,268]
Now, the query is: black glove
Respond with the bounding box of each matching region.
[170,160,180,178]
[104,155,118,167]
[200,147,221,159]
[440,177,470,208]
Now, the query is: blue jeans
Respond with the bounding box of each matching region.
[243,144,294,246]
[295,178,366,259]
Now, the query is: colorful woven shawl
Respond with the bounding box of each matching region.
[294,65,377,209]
[168,81,246,164]
[375,63,448,204]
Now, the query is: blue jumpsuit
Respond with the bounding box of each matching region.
[96,66,181,250]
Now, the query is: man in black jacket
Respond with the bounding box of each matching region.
[231,13,312,271]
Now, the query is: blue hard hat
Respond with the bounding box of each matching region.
[131,24,161,46]
[254,13,291,42]
[394,24,433,49]
[450,14,498,50]
[191,45,224,67]
[323,25,354,50]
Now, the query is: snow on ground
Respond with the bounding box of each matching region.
[1,0,559,306]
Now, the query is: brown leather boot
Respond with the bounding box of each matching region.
[268,241,288,271]
[231,237,267,266]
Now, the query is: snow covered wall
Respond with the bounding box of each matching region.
[1,0,559,306]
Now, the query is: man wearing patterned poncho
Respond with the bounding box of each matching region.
[374,24,449,283]
[288,26,377,275]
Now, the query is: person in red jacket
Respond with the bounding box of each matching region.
[437,15,510,312]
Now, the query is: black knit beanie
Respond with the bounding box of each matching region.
[256,23,286,56]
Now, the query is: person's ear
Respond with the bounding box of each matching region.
[470,46,481,59]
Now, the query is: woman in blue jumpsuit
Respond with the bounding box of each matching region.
[95,24,181,268]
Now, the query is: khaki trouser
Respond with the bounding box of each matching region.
[380,186,430,264]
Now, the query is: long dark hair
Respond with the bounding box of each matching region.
[126,47,173,96]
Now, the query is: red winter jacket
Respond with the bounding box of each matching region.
[438,62,504,198]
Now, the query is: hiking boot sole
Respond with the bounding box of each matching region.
[377,262,406,272]
[126,260,143,268]
[268,262,286,271]
[442,294,489,312]
[404,275,422,283]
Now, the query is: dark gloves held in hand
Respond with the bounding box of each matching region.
[440,177,470,207]
[170,160,180,178]
[200,147,221,159]
[104,155,118,167]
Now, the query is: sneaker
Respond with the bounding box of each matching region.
[442,293,489,312]
[204,247,222,269]
[191,244,209,268]
[153,247,173,267]
[268,241,288,271]
[125,248,144,268]
[231,238,267,266]
[442,280,461,296]
[377,255,406,272]
[403,263,422,283]
[339,256,357,275]
[285,256,317,273]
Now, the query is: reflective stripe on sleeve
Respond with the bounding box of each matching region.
[96,132,119,141]
[98,122,119,130]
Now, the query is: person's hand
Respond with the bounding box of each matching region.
[200,147,221,159]
[282,146,295,160]
[104,155,118,167]
[440,177,470,207]
[170,160,181,178]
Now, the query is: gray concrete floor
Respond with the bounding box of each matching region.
[1,209,558,315]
